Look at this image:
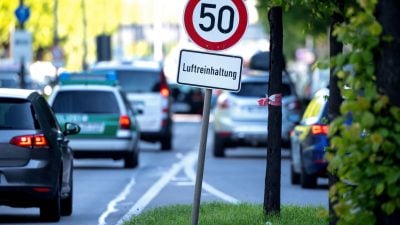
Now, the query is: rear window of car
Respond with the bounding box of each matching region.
[302,97,328,124]
[0,98,37,130]
[94,69,161,93]
[52,91,120,114]
[233,82,292,97]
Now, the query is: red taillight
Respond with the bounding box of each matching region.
[34,135,48,147]
[119,115,131,129]
[33,187,51,193]
[218,99,230,109]
[10,134,49,148]
[217,131,231,137]
[160,87,169,97]
[311,125,329,135]
[160,71,170,97]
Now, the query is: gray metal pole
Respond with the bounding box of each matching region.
[191,88,212,225]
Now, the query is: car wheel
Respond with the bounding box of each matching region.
[61,168,73,216]
[161,136,172,151]
[124,149,139,168]
[290,164,301,185]
[40,178,61,222]
[300,160,317,189]
[213,134,225,157]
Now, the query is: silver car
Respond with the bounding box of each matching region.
[0,88,80,221]
[212,69,302,157]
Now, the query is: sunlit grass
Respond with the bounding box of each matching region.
[123,202,329,225]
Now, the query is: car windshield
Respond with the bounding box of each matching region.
[0,99,37,130]
[233,82,292,97]
[52,91,120,114]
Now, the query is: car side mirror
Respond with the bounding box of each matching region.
[64,122,81,136]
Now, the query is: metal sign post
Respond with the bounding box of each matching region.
[182,1,248,224]
[191,88,211,225]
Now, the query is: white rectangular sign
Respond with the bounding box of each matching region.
[10,30,33,65]
[177,49,242,92]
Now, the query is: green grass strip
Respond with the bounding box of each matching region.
[123,202,329,225]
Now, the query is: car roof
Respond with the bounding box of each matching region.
[54,84,120,92]
[0,88,37,99]
[92,59,162,71]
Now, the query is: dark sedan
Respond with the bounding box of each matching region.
[0,88,80,221]
[290,88,329,188]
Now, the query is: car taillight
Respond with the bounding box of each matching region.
[33,187,51,193]
[119,115,131,129]
[160,71,170,97]
[160,87,169,97]
[10,134,49,148]
[217,96,231,109]
[311,125,329,135]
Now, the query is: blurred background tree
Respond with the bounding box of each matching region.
[0,0,122,70]
[257,2,330,61]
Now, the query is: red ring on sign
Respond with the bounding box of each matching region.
[184,0,248,51]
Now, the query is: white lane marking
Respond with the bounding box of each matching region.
[183,152,240,204]
[115,150,239,225]
[98,178,136,225]
[115,153,194,225]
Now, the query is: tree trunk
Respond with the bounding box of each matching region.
[374,0,400,223]
[263,6,283,215]
[328,0,344,224]
[375,0,400,107]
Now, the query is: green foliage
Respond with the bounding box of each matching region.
[258,0,400,224]
[256,1,333,60]
[0,0,121,70]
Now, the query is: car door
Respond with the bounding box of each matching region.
[34,95,72,191]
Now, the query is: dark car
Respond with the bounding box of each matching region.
[290,88,329,188]
[0,88,80,221]
[169,82,204,114]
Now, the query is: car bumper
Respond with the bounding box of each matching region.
[215,122,268,146]
[0,160,59,207]
[215,119,294,145]
[69,138,135,152]
[302,147,328,176]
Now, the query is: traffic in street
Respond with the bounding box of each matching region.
[0,114,328,225]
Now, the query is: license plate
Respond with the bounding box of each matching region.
[78,123,105,134]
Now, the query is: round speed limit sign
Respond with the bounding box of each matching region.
[184,0,248,51]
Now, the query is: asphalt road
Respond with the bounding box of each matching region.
[0,114,328,225]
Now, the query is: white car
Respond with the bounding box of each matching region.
[212,69,302,157]
[90,60,173,150]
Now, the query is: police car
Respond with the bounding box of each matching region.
[47,72,141,168]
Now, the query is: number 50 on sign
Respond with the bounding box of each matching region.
[184,0,248,51]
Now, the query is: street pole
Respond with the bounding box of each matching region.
[191,88,212,225]
[17,0,26,89]
[53,0,58,45]
[81,0,88,70]
[18,0,25,30]
[264,6,283,215]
